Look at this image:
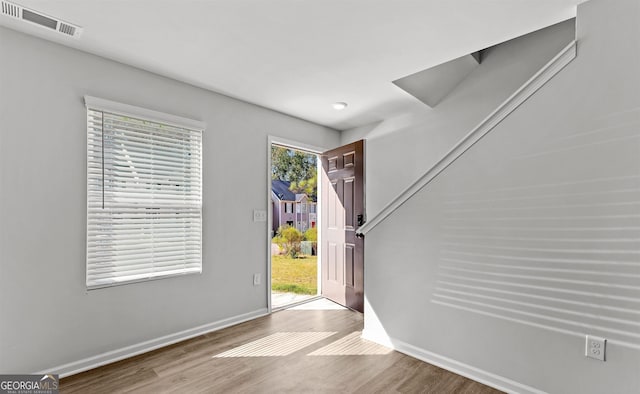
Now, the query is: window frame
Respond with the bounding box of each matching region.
[85,96,205,290]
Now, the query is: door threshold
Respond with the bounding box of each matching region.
[272,295,323,312]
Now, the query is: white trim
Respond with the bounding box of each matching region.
[361,330,547,394]
[315,156,323,296]
[267,137,273,312]
[269,136,325,155]
[357,40,577,235]
[84,95,206,131]
[36,308,268,378]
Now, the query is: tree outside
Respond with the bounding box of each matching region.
[271,146,317,201]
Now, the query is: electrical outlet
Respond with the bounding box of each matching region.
[585,335,606,361]
[253,209,267,222]
[253,273,261,286]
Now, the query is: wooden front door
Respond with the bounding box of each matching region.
[320,140,365,312]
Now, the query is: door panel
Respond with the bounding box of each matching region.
[345,244,355,287]
[328,242,340,282]
[344,177,355,229]
[321,140,364,312]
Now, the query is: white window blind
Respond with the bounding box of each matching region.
[85,96,203,289]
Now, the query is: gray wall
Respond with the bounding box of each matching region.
[361,0,640,393]
[0,27,340,373]
[343,19,576,219]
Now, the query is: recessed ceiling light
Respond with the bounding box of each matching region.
[332,102,348,111]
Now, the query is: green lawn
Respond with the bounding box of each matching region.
[271,255,317,295]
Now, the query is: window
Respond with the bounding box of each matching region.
[285,202,292,213]
[310,204,316,214]
[302,203,307,213]
[85,96,204,289]
[296,203,301,214]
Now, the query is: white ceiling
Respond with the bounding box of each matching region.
[0,1,585,130]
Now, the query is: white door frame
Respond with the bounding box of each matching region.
[267,135,325,313]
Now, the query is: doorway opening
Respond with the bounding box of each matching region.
[270,142,321,310]
[267,138,365,313]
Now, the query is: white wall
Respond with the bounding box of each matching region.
[342,19,576,219]
[362,0,640,393]
[0,27,340,373]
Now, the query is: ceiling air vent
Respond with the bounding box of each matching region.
[1,1,19,18]
[1,1,82,38]
[58,22,76,36]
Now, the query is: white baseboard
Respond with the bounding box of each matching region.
[361,329,546,394]
[38,308,269,378]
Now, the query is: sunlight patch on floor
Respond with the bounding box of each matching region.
[308,331,393,356]
[212,332,337,358]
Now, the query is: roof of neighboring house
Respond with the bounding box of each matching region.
[271,180,296,201]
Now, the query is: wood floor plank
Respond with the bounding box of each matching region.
[60,302,502,394]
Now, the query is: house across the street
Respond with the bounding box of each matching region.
[271,180,316,235]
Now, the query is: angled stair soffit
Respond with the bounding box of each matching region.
[393,50,483,108]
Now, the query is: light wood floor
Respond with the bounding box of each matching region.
[60,301,502,393]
